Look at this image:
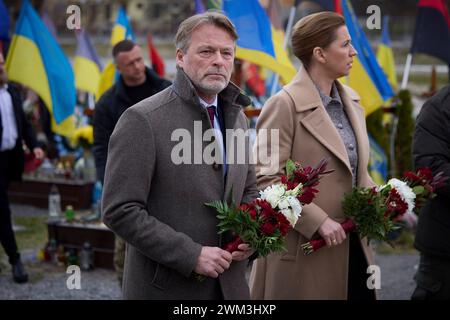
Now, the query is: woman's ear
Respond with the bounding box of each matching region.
[312,47,327,64]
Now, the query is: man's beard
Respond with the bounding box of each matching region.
[197,78,228,95]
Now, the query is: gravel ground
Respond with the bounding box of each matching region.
[0,204,122,300]
[0,258,122,300]
[375,253,419,300]
[0,204,419,300]
[0,251,419,300]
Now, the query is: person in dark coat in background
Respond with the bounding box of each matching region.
[411,85,450,300]
[0,52,44,283]
[93,39,171,286]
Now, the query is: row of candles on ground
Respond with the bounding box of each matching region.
[38,239,94,271]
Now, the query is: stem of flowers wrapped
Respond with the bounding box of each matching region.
[301,219,356,255]
[301,167,448,255]
[195,159,332,281]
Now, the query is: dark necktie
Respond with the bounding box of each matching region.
[207,105,216,128]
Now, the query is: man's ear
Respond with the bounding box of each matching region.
[113,57,122,73]
[175,49,184,68]
[312,47,327,64]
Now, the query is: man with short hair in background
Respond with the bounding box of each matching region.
[93,40,171,286]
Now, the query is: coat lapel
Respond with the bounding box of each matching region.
[300,107,352,173]
[222,108,242,199]
[284,68,352,173]
[220,83,251,202]
[337,82,368,185]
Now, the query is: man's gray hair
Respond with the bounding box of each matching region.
[175,11,238,52]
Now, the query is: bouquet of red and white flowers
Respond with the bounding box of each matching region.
[301,167,448,255]
[207,158,333,258]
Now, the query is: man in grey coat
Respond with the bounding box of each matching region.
[102,12,258,300]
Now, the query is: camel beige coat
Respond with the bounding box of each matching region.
[249,67,376,300]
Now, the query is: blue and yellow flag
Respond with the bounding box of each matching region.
[74,29,102,97]
[110,6,134,47]
[5,0,76,137]
[339,0,394,116]
[376,16,397,91]
[222,0,296,85]
[97,6,134,99]
[368,135,388,185]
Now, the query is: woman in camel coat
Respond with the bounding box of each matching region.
[249,12,376,300]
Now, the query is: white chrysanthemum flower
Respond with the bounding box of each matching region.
[280,197,302,226]
[387,178,416,214]
[277,198,290,210]
[259,184,286,208]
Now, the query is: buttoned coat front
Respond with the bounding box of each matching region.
[249,67,375,300]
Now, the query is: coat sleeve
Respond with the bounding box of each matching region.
[253,92,328,240]
[102,107,202,278]
[413,100,450,198]
[92,97,113,184]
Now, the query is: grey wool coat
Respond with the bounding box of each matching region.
[102,68,258,300]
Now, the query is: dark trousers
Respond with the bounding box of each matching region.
[347,232,376,300]
[0,150,20,264]
[411,253,450,300]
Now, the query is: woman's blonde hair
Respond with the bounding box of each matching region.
[291,11,346,68]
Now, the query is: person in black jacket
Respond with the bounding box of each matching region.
[93,40,171,285]
[0,52,44,283]
[411,85,450,300]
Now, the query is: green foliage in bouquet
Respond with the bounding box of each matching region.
[342,188,399,244]
[206,200,288,257]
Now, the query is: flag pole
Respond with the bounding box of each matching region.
[270,0,298,96]
[401,53,413,89]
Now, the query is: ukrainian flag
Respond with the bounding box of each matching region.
[368,134,388,185]
[222,0,296,85]
[96,6,134,99]
[74,29,102,97]
[339,0,394,116]
[376,16,397,91]
[110,6,134,47]
[5,0,76,137]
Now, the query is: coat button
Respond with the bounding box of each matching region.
[337,123,343,129]
[348,143,354,150]
[212,162,222,171]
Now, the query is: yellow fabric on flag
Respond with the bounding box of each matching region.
[96,60,116,101]
[74,56,101,96]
